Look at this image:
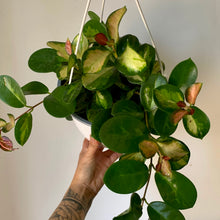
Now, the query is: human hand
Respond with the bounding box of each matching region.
[71,136,121,196]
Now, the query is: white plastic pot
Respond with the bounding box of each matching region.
[73,114,91,140]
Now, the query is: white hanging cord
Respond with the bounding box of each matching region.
[134,0,164,75]
[100,0,106,22]
[68,0,92,84]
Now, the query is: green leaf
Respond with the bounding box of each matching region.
[157,137,190,170]
[106,6,127,43]
[21,81,49,95]
[0,118,7,128]
[154,84,184,112]
[0,75,26,108]
[43,86,76,118]
[95,90,112,109]
[47,41,69,60]
[139,139,159,159]
[169,58,198,92]
[151,61,165,74]
[138,43,156,73]
[116,35,147,82]
[183,106,210,139]
[154,109,177,137]
[120,152,146,163]
[140,73,167,111]
[112,100,144,120]
[155,171,197,209]
[82,66,118,90]
[56,65,68,80]
[99,115,147,153]
[14,113,32,146]
[63,80,82,103]
[28,48,64,73]
[91,109,111,142]
[88,11,100,21]
[83,19,107,38]
[147,201,185,220]
[104,160,148,194]
[113,193,143,220]
[82,47,111,74]
[2,114,15,133]
[67,54,77,73]
[72,33,89,59]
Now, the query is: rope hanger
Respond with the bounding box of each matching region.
[68,0,163,84]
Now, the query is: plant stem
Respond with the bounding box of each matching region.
[141,157,153,207]
[15,100,43,121]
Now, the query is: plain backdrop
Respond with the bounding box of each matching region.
[0,0,219,219]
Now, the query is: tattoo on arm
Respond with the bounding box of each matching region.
[49,187,93,220]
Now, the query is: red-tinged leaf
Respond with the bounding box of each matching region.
[185,83,202,105]
[177,101,186,108]
[161,159,172,177]
[171,109,189,125]
[95,33,108,46]
[0,136,18,152]
[65,38,72,55]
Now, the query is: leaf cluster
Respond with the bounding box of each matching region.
[0,6,210,219]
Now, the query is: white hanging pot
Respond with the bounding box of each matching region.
[72,114,91,139]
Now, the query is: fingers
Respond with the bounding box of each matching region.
[81,138,89,153]
[103,149,121,165]
[89,136,104,151]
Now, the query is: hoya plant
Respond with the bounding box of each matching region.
[0,6,210,220]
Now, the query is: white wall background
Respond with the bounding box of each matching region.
[0,0,219,219]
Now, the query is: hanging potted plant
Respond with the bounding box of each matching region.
[0,5,210,220]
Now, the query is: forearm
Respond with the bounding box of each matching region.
[49,182,96,220]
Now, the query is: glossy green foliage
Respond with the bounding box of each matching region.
[15,113,32,146]
[140,73,167,111]
[154,84,184,112]
[95,90,113,109]
[147,201,185,220]
[99,115,147,153]
[72,33,89,59]
[154,109,177,137]
[0,6,210,220]
[155,171,197,209]
[83,19,107,39]
[169,58,198,92]
[106,6,127,43]
[112,100,144,120]
[91,109,111,141]
[183,106,210,139]
[22,81,49,95]
[82,66,119,91]
[0,75,26,108]
[28,48,65,73]
[113,193,142,219]
[116,35,147,82]
[104,160,148,194]
[43,86,76,118]
[47,41,69,60]
[157,137,190,170]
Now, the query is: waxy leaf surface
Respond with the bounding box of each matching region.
[155,171,197,209]
[113,193,142,219]
[140,73,167,111]
[104,160,148,194]
[183,106,210,139]
[99,115,146,153]
[15,113,32,146]
[169,58,198,92]
[154,84,184,112]
[22,81,49,95]
[0,75,26,108]
[157,137,190,170]
[43,86,76,118]
[147,201,185,220]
